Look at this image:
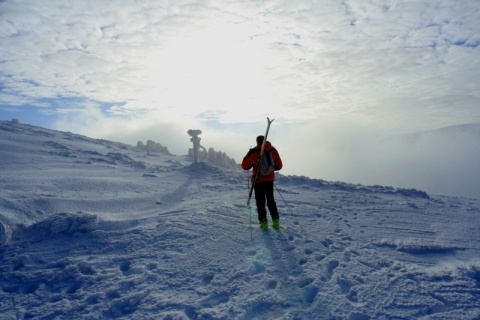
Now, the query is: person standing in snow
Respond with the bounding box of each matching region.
[242,135,283,230]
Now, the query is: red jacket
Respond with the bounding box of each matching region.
[241,141,283,183]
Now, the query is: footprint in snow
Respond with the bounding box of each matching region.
[304,286,319,305]
[348,312,371,320]
[265,279,278,290]
[304,248,314,255]
[297,277,314,288]
[201,273,214,285]
[326,260,340,280]
[315,254,326,261]
[120,260,131,275]
[321,238,333,248]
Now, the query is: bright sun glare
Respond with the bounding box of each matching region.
[141,22,279,123]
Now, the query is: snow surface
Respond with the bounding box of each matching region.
[1,119,480,320]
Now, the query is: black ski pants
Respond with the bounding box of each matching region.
[254,181,279,222]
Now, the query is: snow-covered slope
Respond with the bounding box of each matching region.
[1,120,479,319]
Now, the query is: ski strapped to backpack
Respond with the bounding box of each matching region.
[247,117,274,206]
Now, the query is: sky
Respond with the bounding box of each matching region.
[1,0,479,196]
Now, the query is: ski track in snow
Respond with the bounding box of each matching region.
[1,120,480,320]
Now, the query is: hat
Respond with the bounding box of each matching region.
[256,135,264,145]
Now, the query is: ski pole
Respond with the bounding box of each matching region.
[274,183,308,237]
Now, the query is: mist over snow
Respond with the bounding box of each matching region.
[1,119,480,319]
[368,124,480,199]
[56,117,480,199]
[310,123,480,199]
[265,121,480,199]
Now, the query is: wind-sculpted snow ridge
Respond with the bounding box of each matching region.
[374,238,462,254]
[0,220,12,245]
[1,120,129,150]
[277,174,430,198]
[13,212,98,240]
[1,119,480,319]
[1,212,97,245]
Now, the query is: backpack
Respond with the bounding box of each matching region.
[258,149,275,176]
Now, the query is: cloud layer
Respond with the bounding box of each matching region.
[1,0,479,197]
[1,0,479,125]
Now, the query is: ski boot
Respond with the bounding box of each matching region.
[260,220,268,230]
[272,219,280,230]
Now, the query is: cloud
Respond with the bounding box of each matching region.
[1,0,479,197]
[1,0,478,127]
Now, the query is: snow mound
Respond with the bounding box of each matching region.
[16,212,98,239]
[375,238,461,254]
